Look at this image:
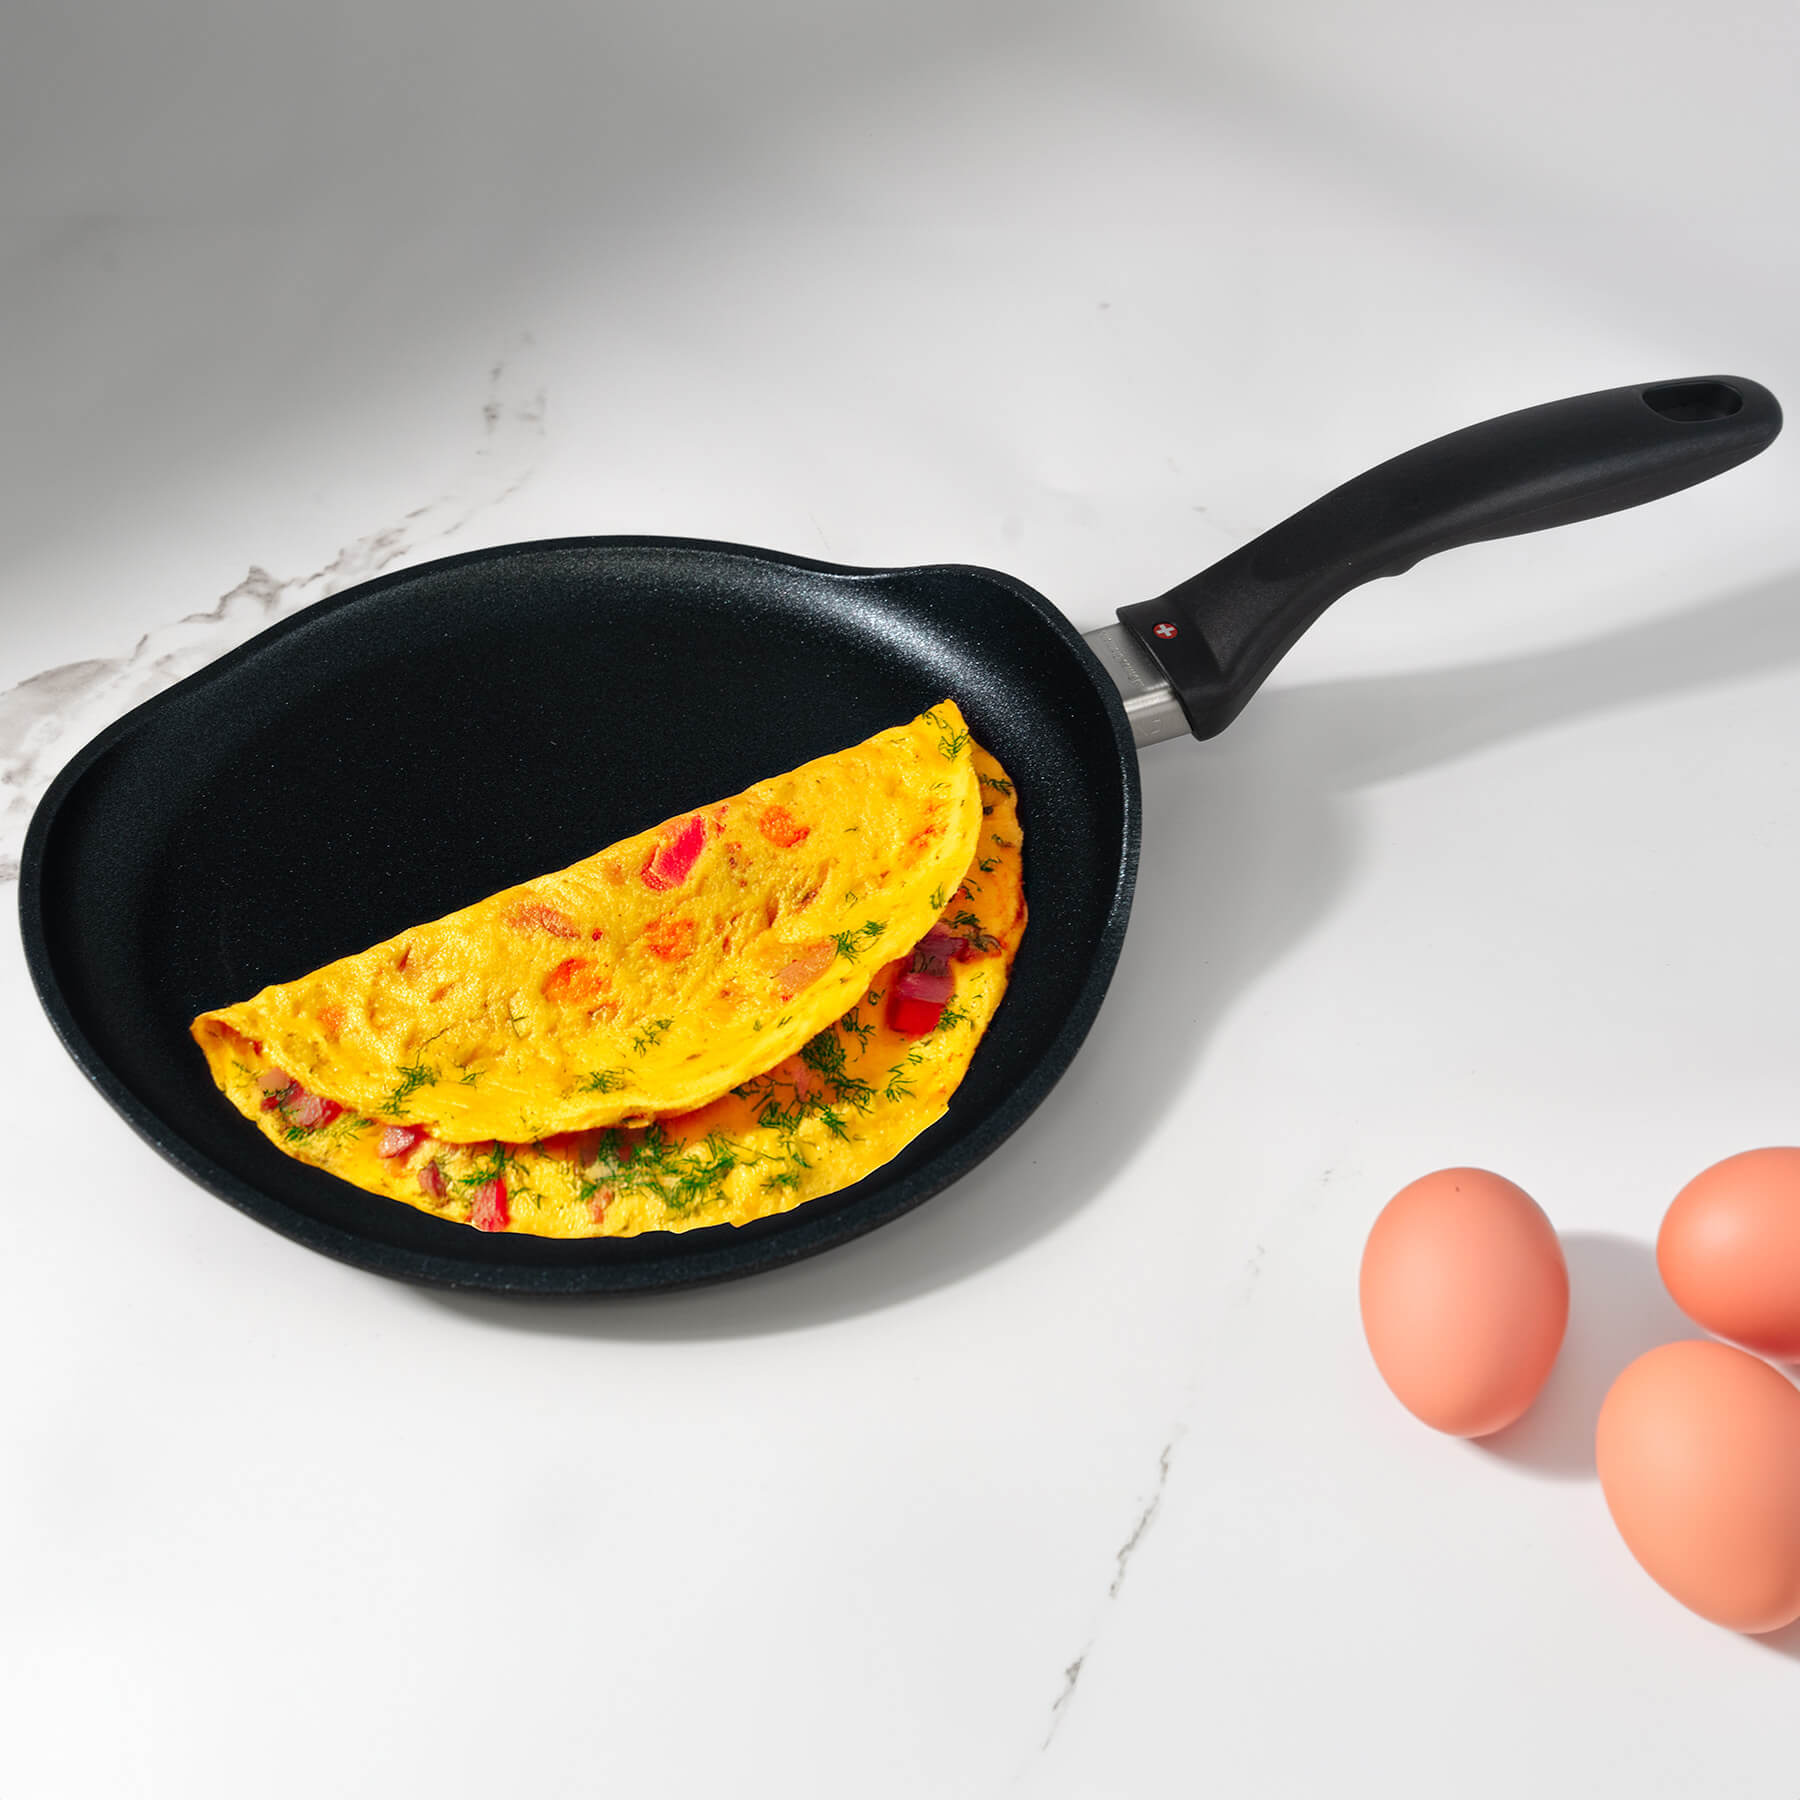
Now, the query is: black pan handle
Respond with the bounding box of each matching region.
[1115,376,1782,740]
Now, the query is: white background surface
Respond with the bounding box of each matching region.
[3,3,1798,1794]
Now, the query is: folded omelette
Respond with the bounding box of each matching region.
[193,702,1027,1238]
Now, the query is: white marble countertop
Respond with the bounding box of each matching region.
[4,3,1797,1794]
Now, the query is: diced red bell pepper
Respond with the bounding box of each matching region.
[470,1179,510,1232]
[896,967,954,1006]
[258,1066,299,1110]
[377,1125,426,1159]
[641,815,708,891]
[884,917,964,1034]
[887,991,945,1037]
[288,1093,343,1130]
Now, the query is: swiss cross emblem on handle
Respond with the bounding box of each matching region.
[1152,621,1179,640]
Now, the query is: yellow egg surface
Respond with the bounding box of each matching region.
[193,702,982,1143]
[198,742,1025,1237]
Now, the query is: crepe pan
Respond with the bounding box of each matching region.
[19,377,1782,1294]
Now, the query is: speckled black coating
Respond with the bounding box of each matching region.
[19,539,1140,1294]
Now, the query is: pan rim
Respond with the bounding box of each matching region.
[18,534,1142,1295]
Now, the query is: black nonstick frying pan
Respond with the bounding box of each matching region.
[19,377,1782,1294]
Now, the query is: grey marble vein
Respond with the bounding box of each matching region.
[1108,1437,1176,1600]
[1043,1652,1085,1744]
[1037,1429,1183,1753]
[0,343,546,884]
[1028,1187,1330,1761]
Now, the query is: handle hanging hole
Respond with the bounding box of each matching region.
[1642,380,1743,423]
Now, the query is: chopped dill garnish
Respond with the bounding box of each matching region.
[671,1133,740,1211]
[882,1046,926,1104]
[935,995,972,1034]
[923,706,969,761]
[456,1142,516,1190]
[588,1126,631,1169]
[578,1068,625,1095]
[928,886,947,911]
[797,1028,845,1077]
[588,1123,751,1217]
[978,773,1014,795]
[799,1029,875,1112]
[379,1060,439,1117]
[629,1017,673,1056]
[978,855,1000,873]
[456,1066,483,1087]
[837,1007,874,1050]
[831,918,886,961]
[755,1094,811,1146]
[948,910,999,953]
[842,890,861,909]
[504,1000,528,1039]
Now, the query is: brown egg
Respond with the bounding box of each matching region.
[1596,1340,1800,1633]
[1657,1148,1800,1359]
[1359,1168,1569,1437]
